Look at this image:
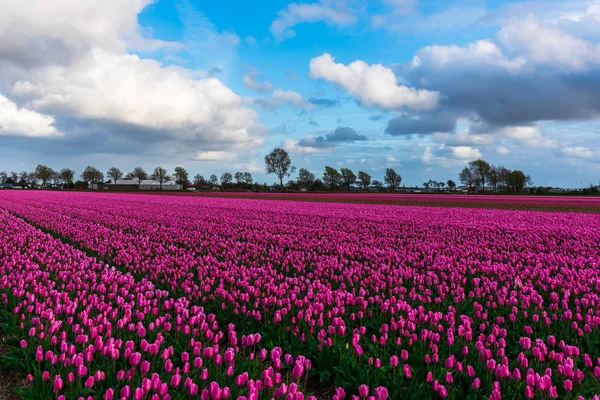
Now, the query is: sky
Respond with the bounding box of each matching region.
[0,0,599,187]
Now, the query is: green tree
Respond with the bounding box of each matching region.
[357,171,371,191]
[459,167,476,191]
[468,159,492,191]
[446,180,456,192]
[384,168,402,191]
[297,168,315,190]
[340,168,357,191]
[173,167,189,185]
[265,148,295,190]
[193,174,206,185]
[509,170,528,192]
[35,164,54,187]
[322,166,342,190]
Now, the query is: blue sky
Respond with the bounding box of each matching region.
[0,0,599,187]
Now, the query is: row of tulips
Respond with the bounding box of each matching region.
[1,191,600,399]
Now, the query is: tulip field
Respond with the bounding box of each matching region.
[1,191,600,400]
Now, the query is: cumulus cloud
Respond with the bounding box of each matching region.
[404,16,600,127]
[0,0,263,155]
[0,94,61,137]
[449,146,482,160]
[498,17,600,72]
[270,2,356,41]
[194,151,238,161]
[310,53,439,111]
[385,112,456,136]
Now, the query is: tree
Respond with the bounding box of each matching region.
[9,172,18,183]
[297,168,315,190]
[322,166,342,190]
[81,166,104,184]
[509,170,528,192]
[243,172,253,185]
[459,167,476,191]
[193,174,206,185]
[468,159,492,191]
[60,169,75,185]
[52,171,62,187]
[151,167,170,190]
[107,167,123,184]
[130,167,148,186]
[0,171,6,183]
[35,164,54,187]
[220,172,233,186]
[19,171,30,186]
[209,174,219,186]
[423,182,430,192]
[265,148,295,190]
[372,180,383,191]
[496,166,512,191]
[340,168,357,191]
[234,171,244,184]
[446,180,457,192]
[173,167,189,185]
[357,171,371,191]
[384,168,402,191]
[488,166,500,192]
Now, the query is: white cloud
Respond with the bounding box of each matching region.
[17,50,260,144]
[500,126,558,148]
[195,151,238,161]
[0,94,61,137]
[498,17,600,72]
[243,75,273,93]
[560,146,594,159]
[0,0,177,64]
[0,0,263,153]
[310,53,439,110]
[270,2,356,41]
[450,146,482,160]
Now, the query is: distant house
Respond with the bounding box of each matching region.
[0,183,14,189]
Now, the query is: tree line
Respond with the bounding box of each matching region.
[459,159,532,193]
[0,149,533,193]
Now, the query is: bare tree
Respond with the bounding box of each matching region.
[107,167,123,184]
[60,169,75,185]
[151,166,170,190]
[129,167,148,186]
[81,166,104,185]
